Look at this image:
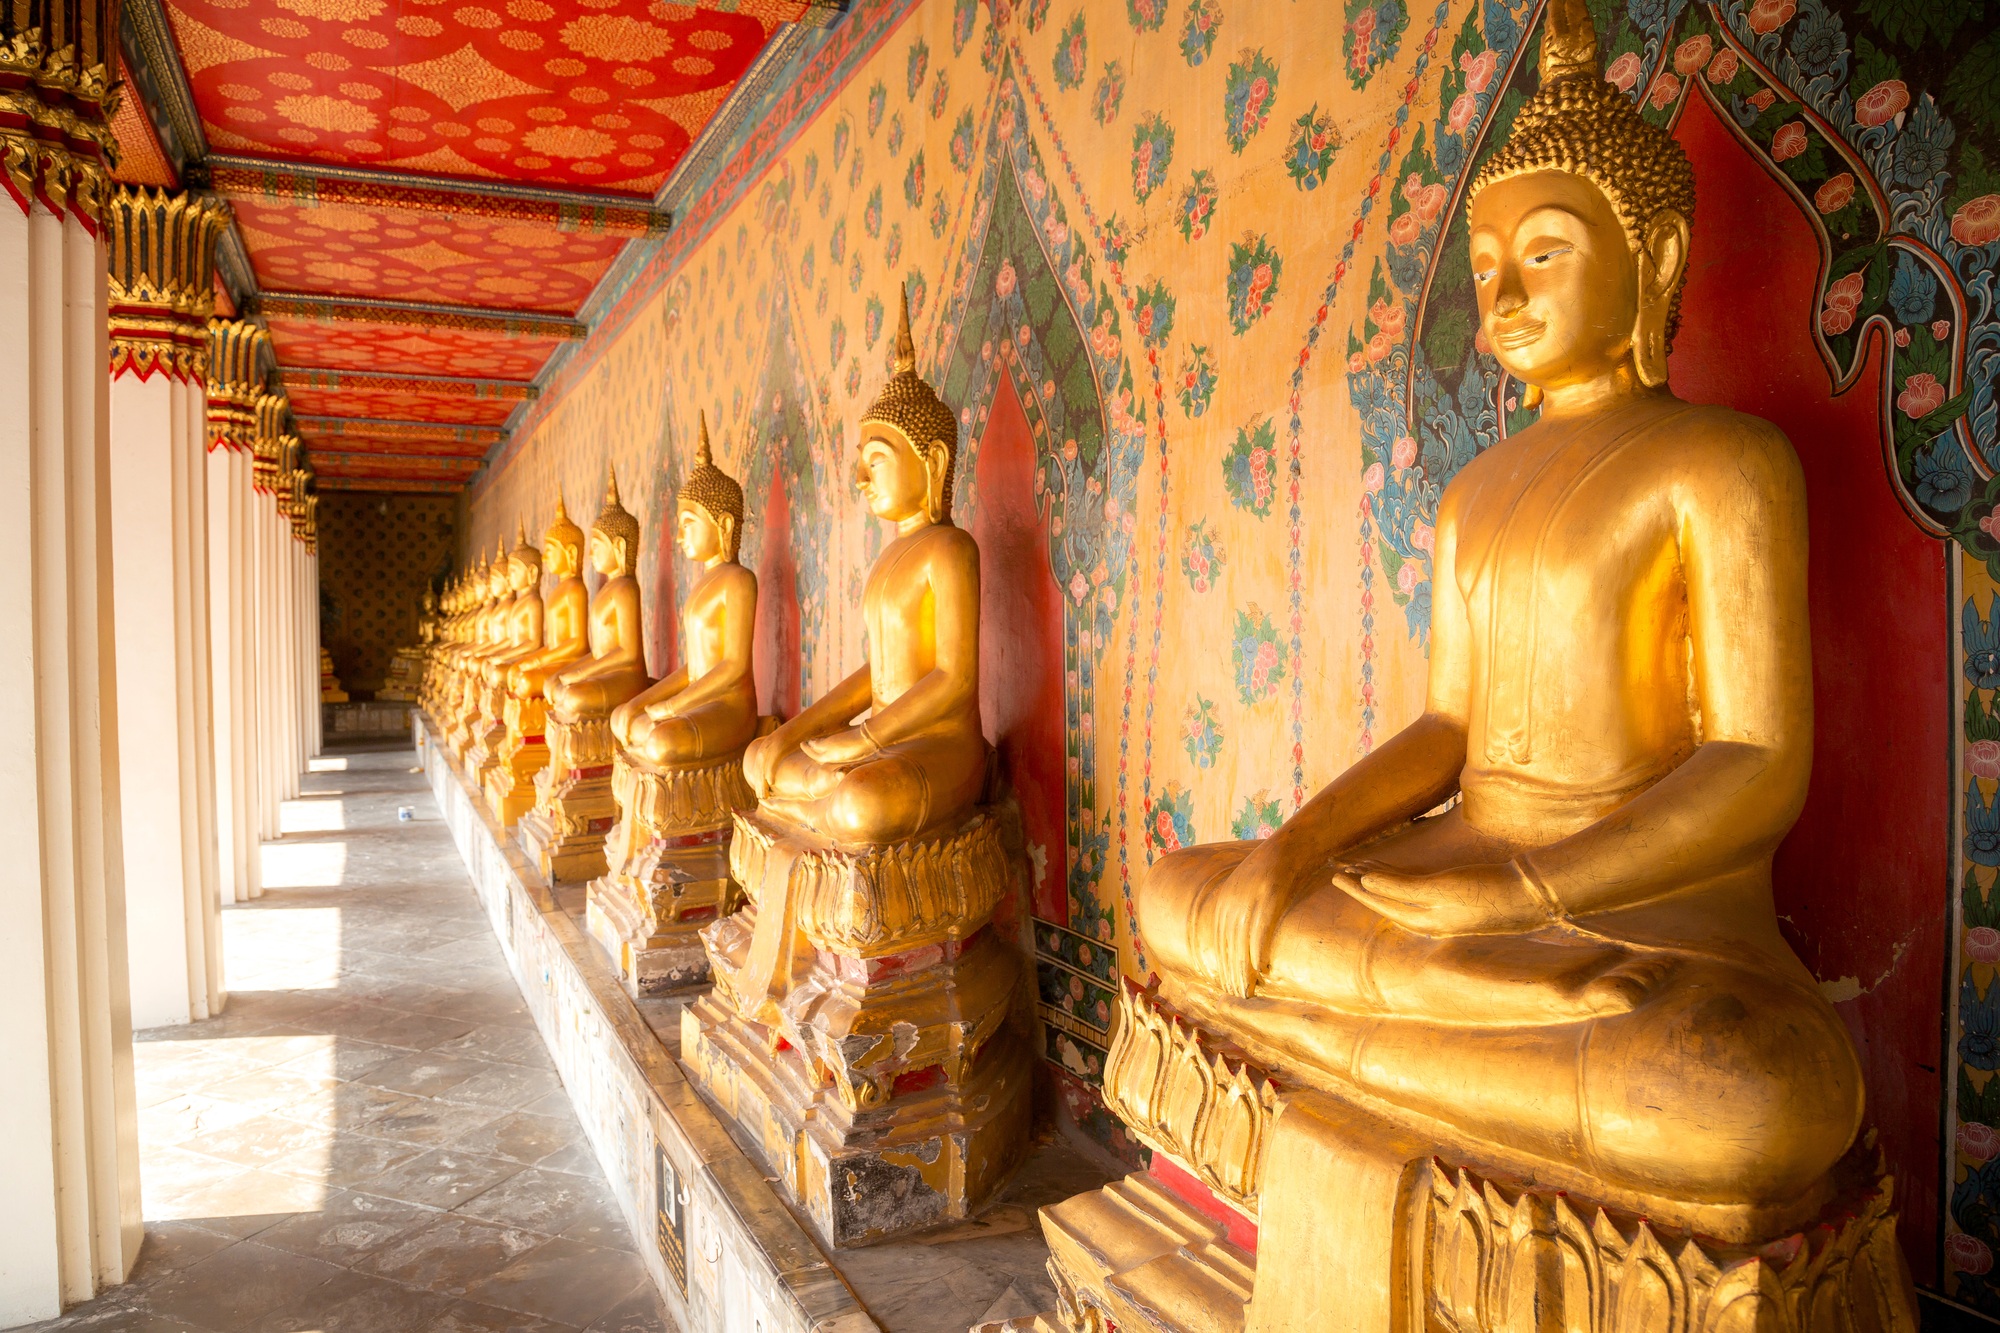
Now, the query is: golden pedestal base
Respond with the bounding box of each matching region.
[683,806,1033,1248]
[1037,987,1919,1333]
[583,747,753,995]
[516,710,617,883]
[462,682,507,789]
[483,693,549,828]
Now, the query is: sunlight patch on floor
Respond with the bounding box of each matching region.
[224,904,344,990]
[259,841,348,892]
[307,756,350,772]
[282,795,347,832]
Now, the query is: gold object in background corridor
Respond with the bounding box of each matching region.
[1035,0,1919,1325]
[465,524,546,787]
[589,413,766,995]
[486,495,591,826]
[685,289,1031,1248]
[517,468,653,883]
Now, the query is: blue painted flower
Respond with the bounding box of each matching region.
[1968,595,2000,688]
[1913,434,1972,512]
[1144,782,1196,855]
[1891,96,1952,191]
[1965,971,2000,1069]
[1786,0,1843,78]
[1971,780,2000,868]
[1888,250,1938,325]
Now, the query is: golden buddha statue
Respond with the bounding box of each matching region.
[379,588,436,702]
[446,546,511,763]
[518,469,654,882]
[589,414,768,994]
[486,496,591,826]
[466,524,546,784]
[685,290,1030,1248]
[1036,5,1917,1328]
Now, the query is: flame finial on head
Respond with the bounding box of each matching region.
[679,410,747,559]
[860,284,960,518]
[544,488,585,554]
[592,462,641,566]
[511,516,542,574]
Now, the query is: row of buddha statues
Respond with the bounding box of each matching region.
[410,8,1919,1322]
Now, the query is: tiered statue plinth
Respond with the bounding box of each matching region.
[585,742,759,994]
[1037,985,1912,1333]
[461,676,508,789]
[683,801,1033,1248]
[484,692,550,827]
[516,708,620,883]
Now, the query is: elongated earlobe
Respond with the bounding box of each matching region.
[1632,210,1689,389]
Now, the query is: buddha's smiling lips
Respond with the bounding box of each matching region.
[1494,319,1547,351]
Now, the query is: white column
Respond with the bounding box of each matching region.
[0,152,144,1321]
[206,441,247,903]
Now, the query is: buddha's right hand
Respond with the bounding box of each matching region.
[1189,837,1301,999]
[743,732,785,798]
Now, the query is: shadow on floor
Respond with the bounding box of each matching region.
[9,743,675,1333]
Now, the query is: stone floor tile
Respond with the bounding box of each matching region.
[353,1214,545,1296]
[452,1110,583,1165]
[273,1038,406,1083]
[357,1051,504,1098]
[176,1114,328,1174]
[137,1146,247,1206]
[452,1166,619,1238]
[249,1192,439,1266]
[33,1303,221,1333]
[436,1061,563,1109]
[429,1300,579,1333]
[138,1094,265,1150]
[350,1095,505,1148]
[139,1241,345,1330]
[243,1267,457,1333]
[120,1223,238,1289]
[262,1133,428,1190]
[459,1237,649,1327]
[350,1147,529,1210]
[430,1024,558,1070]
[584,1284,675,1333]
[195,1068,340,1115]
[150,1168,332,1228]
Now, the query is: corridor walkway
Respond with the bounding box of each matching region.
[14,744,673,1333]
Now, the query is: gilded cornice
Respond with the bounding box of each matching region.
[107,187,228,382]
[0,0,119,225]
[206,320,268,455]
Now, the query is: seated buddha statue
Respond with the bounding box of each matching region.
[447,548,511,754]
[505,496,589,701]
[611,413,759,768]
[467,525,546,774]
[1135,0,1863,1231]
[546,469,651,721]
[742,292,986,847]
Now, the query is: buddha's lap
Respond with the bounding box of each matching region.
[765,733,987,843]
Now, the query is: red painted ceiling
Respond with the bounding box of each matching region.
[111,0,814,489]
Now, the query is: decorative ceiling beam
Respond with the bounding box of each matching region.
[308,451,483,471]
[208,157,672,236]
[295,416,507,446]
[278,368,538,401]
[257,292,587,339]
[316,476,467,494]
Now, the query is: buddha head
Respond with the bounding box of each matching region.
[508,520,542,592]
[678,411,746,564]
[590,465,641,578]
[1466,0,1694,398]
[854,286,958,527]
[543,492,586,579]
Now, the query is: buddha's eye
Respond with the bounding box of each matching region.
[1525,243,1573,267]
[1472,263,1497,283]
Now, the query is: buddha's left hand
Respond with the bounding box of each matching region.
[1342,860,1548,936]
[801,726,879,766]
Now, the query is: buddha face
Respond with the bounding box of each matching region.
[588,528,627,577]
[509,557,537,592]
[678,500,725,563]
[546,538,580,578]
[854,425,939,523]
[1469,171,1640,393]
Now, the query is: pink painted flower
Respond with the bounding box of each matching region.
[1649,72,1682,109]
[1366,330,1393,364]
[1411,521,1434,552]
[1825,271,1865,312]
[1897,372,1945,419]
[1748,88,1777,111]
[1935,319,1953,341]
[1348,351,1368,373]
[1746,0,1795,33]
[1388,211,1421,246]
[1604,51,1643,92]
[1981,513,2000,540]
[1448,92,1478,135]
[1370,297,1407,341]
[1474,325,1492,355]
[1069,571,1089,604]
[1397,561,1421,593]
[1153,808,1180,852]
[1969,925,2000,962]
[1853,79,1909,128]
[1894,326,1911,346]
[1950,1231,1995,1277]
[1961,1121,2000,1163]
[1249,640,1279,696]
[1953,195,2000,247]
[1459,49,1499,94]
[995,259,1018,300]
[1362,462,1385,493]
[1815,173,1856,214]
[1391,435,1418,468]
[1673,34,1712,75]
[1819,304,1855,336]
